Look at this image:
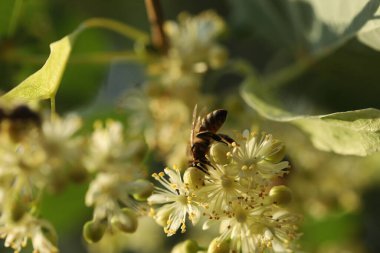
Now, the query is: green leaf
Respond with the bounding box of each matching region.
[3,34,76,101]
[357,6,380,50]
[229,0,380,55]
[306,0,380,52]
[309,0,380,51]
[241,77,380,156]
[2,18,148,105]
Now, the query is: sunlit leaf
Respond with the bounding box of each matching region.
[241,77,380,156]
[357,6,380,50]
[229,0,380,55]
[306,0,380,52]
[358,27,380,51]
[3,34,76,101]
[2,18,148,104]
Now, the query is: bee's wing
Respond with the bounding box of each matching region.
[190,104,200,147]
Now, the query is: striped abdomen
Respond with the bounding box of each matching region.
[199,109,227,133]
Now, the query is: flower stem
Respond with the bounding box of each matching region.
[50,97,56,121]
[77,18,149,44]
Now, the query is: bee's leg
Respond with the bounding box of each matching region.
[196,131,223,142]
[218,133,236,145]
[196,131,233,146]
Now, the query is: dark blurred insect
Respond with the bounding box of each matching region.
[189,105,234,173]
[0,105,41,141]
[0,105,40,124]
[7,105,41,125]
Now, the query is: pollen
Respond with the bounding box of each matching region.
[181,223,187,233]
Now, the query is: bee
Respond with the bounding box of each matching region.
[189,105,235,173]
[0,105,41,141]
[7,105,41,125]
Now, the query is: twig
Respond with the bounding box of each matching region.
[144,0,168,53]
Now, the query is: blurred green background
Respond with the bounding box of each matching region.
[1,0,380,252]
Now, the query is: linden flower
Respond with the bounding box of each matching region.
[158,11,227,91]
[85,172,145,216]
[84,120,124,172]
[255,209,301,253]
[0,215,58,253]
[0,136,46,187]
[215,202,263,253]
[42,114,82,144]
[85,173,125,219]
[196,163,243,217]
[215,203,299,253]
[148,167,201,236]
[40,114,86,186]
[164,11,226,68]
[41,114,83,161]
[147,98,190,156]
[84,120,139,174]
[230,131,289,186]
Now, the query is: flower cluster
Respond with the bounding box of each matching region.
[0,106,152,252]
[123,11,228,168]
[83,120,153,243]
[0,105,83,253]
[149,131,300,253]
[161,10,227,91]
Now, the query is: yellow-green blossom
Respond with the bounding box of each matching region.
[148,167,201,236]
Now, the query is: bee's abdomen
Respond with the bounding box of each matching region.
[199,109,227,133]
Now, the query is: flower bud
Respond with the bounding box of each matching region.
[210,142,231,165]
[154,206,171,227]
[207,238,230,253]
[171,239,200,253]
[111,208,138,233]
[265,141,286,163]
[184,167,205,189]
[83,219,107,243]
[128,179,154,201]
[269,185,292,207]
